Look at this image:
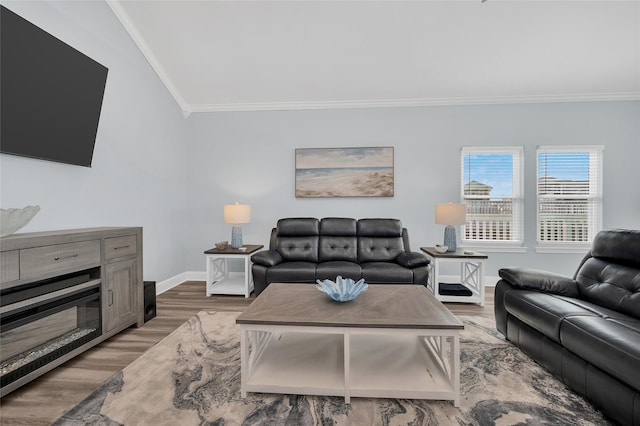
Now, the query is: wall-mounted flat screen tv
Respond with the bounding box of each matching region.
[1,5,108,167]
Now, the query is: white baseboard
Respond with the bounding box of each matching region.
[155,272,499,295]
[156,271,206,295]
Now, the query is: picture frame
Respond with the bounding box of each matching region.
[295,147,394,198]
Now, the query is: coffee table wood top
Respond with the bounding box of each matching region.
[236,283,464,329]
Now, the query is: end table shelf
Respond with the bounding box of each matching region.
[420,247,488,306]
[204,244,263,298]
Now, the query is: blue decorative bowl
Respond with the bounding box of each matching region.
[316,276,368,302]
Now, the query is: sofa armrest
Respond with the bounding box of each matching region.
[251,250,283,267]
[498,267,580,298]
[396,252,430,268]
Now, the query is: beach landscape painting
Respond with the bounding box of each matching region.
[295,147,394,197]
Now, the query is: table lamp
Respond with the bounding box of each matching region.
[224,202,251,249]
[435,202,466,252]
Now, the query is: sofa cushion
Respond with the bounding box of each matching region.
[275,218,320,262]
[358,237,404,262]
[276,218,319,236]
[397,252,429,268]
[276,236,319,262]
[503,290,597,344]
[251,250,283,267]
[357,218,403,237]
[554,295,634,319]
[498,267,579,298]
[357,219,405,262]
[316,261,361,281]
[561,315,640,392]
[576,257,640,320]
[591,229,640,269]
[318,218,358,262]
[361,262,413,283]
[319,236,358,262]
[320,217,357,236]
[266,262,317,283]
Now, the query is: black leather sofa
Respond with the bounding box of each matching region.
[251,217,430,296]
[495,229,640,426]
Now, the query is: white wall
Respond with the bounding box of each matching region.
[0,1,189,283]
[186,101,640,277]
[2,1,638,285]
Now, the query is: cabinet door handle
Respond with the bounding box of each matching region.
[113,245,130,250]
[108,289,114,306]
[54,254,79,261]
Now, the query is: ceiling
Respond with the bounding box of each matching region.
[107,1,640,115]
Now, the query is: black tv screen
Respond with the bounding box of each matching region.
[1,5,108,167]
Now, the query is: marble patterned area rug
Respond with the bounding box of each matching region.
[52,311,610,426]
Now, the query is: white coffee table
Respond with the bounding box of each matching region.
[236,283,464,405]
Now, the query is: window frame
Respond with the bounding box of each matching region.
[535,145,604,253]
[460,146,525,252]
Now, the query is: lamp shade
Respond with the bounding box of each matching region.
[435,202,466,225]
[224,203,251,224]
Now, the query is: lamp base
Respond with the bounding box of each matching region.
[231,225,243,249]
[443,225,457,252]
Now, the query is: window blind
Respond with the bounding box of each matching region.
[460,147,523,245]
[536,145,603,245]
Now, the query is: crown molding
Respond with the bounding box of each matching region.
[106,0,189,114]
[106,0,639,116]
[185,92,640,114]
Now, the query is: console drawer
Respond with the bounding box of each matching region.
[20,240,101,279]
[104,235,137,261]
[1,251,19,284]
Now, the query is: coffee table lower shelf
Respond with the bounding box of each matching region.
[239,325,460,405]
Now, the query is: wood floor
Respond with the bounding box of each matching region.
[0,281,495,426]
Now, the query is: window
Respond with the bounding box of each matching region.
[536,145,603,252]
[461,147,523,249]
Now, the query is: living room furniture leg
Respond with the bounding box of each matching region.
[203,245,263,297]
[451,335,460,407]
[420,247,487,306]
[206,257,227,297]
[240,326,248,398]
[461,260,485,307]
[344,330,351,404]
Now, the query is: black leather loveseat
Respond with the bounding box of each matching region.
[251,217,429,296]
[495,229,640,425]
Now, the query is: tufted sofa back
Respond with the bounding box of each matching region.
[575,229,640,319]
[274,218,319,262]
[271,217,409,263]
[319,218,358,262]
[357,219,406,262]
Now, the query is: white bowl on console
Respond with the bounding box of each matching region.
[1,205,41,237]
[434,245,448,253]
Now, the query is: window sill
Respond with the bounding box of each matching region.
[461,244,528,253]
[535,245,590,254]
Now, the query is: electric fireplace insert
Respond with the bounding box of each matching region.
[0,270,102,388]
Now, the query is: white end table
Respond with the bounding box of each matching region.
[420,247,488,306]
[204,244,263,298]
